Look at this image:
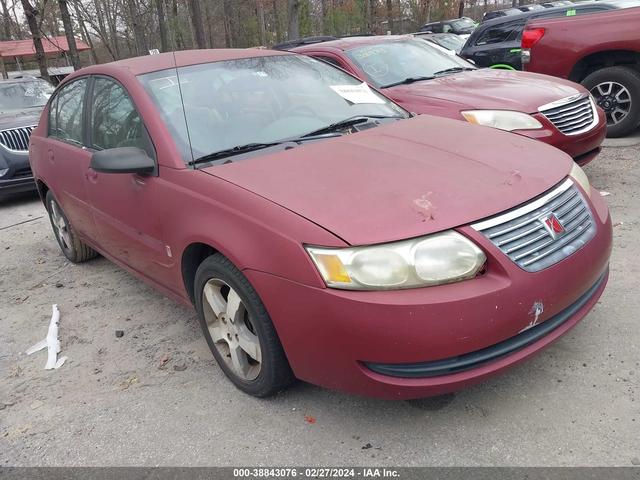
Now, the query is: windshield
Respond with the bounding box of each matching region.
[345,40,475,88]
[0,79,54,112]
[139,55,406,163]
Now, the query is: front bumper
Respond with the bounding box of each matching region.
[515,108,607,166]
[246,186,612,399]
[0,175,37,199]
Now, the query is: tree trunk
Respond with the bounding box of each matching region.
[385,0,394,34]
[287,0,299,40]
[0,0,11,40]
[188,0,206,49]
[20,0,50,82]
[75,6,98,64]
[58,0,81,69]
[127,0,148,55]
[458,0,464,17]
[272,0,282,42]
[155,0,169,52]
[256,0,266,46]
[170,0,184,49]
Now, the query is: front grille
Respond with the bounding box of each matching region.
[472,179,596,272]
[540,96,596,135]
[0,126,35,152]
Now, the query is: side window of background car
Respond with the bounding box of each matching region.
[49,78,87,145]
[90,77,152,156]
[476,24,516,46]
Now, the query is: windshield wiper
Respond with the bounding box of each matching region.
[432,67,475,77]
[381,76,434,88]
[300,115,402,138]
[189,142,282,166]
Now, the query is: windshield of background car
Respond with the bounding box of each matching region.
[0,79,54,113]
[345,40,475,88]
[139,54,407,163]
[431,34,466,52]
[451,18,476,29]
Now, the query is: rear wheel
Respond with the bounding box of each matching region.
[583,66,640,138]
[45,191,97,263]
[194,253,294,397]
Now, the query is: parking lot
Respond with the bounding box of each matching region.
[0,137,638,467]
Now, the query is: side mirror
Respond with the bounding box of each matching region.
[90,147,156,175]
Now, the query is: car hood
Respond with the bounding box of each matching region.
[0,107,42,130]
[202,115,572,246]
[386,69,584,114]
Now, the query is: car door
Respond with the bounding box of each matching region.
[84,75,171,283]
[46,77,97,239]
[465,20,523,68]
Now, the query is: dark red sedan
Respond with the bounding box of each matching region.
[29,49,612,399]
[290,35,607,166]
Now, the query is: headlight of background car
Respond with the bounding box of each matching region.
[461,110,543,131]
[306,231,486,290]
[569,162,591,198]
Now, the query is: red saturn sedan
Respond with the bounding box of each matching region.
[287,35,607,166]
[29,49,612,399]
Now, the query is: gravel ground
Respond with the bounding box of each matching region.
[0,144,638,467]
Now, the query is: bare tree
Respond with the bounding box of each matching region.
[386,0,394,33]
[58,0,81,69]
[0,0,12,40]
[155,0,169,52]
[20,0,50,82]
[256,0,266,46]
[188,0,206,49]
[287,0,299,40]
[127,0,148,55]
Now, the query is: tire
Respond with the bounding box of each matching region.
[45,191,98,263]
[582,66,640,138]
[194,253,294,397]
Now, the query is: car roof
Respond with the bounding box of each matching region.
[475,1,615,30]
[291,35,416,52]
[67,48,291,78]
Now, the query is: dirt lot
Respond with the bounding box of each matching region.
[1,143,638,467]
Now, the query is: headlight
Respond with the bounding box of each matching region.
[306,231,486,290]
[461,110,543,131]
[569,162,591,197]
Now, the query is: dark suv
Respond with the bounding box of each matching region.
[0,77,53,200]
[462,2,624,70]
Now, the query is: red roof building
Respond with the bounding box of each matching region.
[0,35,90,59]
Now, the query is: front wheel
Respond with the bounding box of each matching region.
[194,253,294,397]
[583,66,640,138]
[45,191,97,263]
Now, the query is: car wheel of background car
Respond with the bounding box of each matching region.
[583,66,640,138]
[489,64,516,70]
[45,191,98,263]
[194,253,295,397]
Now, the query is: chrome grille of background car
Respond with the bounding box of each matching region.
[539,96,596,135]
[0,126,35,152]
[472,179,596,273]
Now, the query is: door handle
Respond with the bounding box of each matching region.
[85,169,98,182]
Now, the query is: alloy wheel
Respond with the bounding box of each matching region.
[50,200,73,251]
[591,81,632,127]
[202,278,262,381]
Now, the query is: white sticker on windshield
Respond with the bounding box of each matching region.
[330,83,385,105]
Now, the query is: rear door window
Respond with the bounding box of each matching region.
[49,78,87,145]
[475,22,520,45]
